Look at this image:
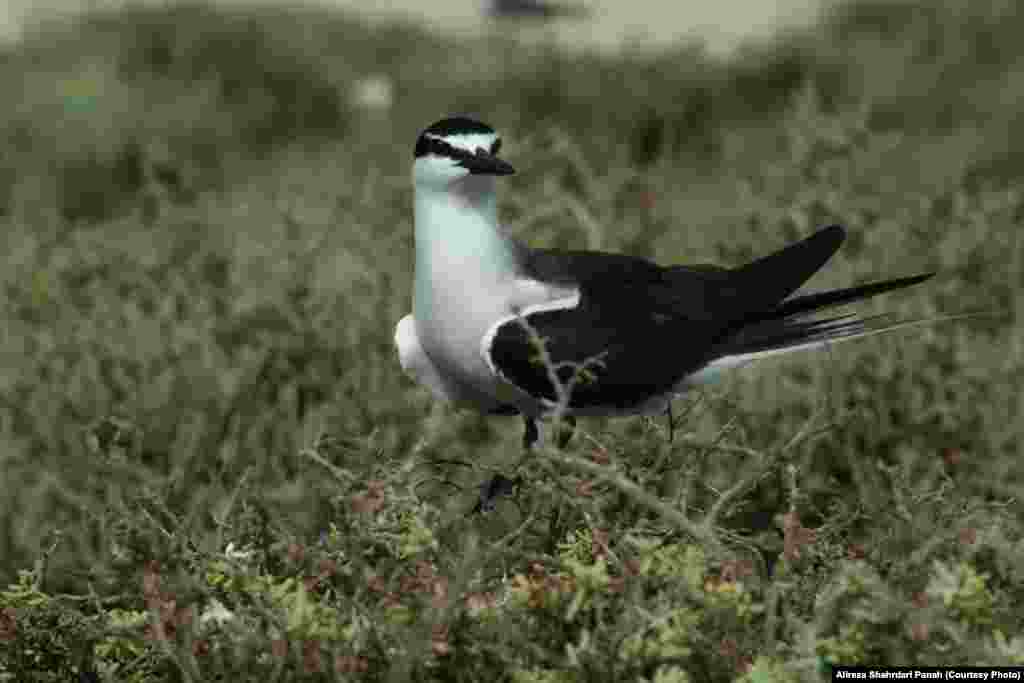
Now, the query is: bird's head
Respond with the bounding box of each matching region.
[412,116,514,192]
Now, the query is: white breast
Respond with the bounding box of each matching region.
[415,273,577,408]
[411,180,577,411]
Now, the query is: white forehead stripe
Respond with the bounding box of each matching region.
[425,132,498,153]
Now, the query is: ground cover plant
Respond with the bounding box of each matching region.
[0,0,1022,680]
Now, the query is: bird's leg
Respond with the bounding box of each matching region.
[522,415,540,449]
[473,414,574,513]
[665,402,675,443]
[474,415,535,514]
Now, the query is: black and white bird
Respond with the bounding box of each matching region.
[395,116,933,450]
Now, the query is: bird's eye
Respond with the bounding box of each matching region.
[491,139,502,155]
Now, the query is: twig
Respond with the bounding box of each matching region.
[543,448,720,549]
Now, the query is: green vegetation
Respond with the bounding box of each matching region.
[1,0,1021,679]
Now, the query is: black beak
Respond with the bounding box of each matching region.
[458,150,515,176]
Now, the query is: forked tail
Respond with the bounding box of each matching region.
[701,272,941,378]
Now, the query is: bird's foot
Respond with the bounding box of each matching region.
[473,472,522,513]
[473,414,576,514]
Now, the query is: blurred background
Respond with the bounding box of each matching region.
[0,0,1021,675]
[1,0,1021,561]
[4,0,827,55]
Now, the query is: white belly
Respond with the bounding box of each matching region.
[419,292,508,407]
[410,268,575,411]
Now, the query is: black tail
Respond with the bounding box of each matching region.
[726,224,849,321]
[719,272,935,358]
[757,273,934,323]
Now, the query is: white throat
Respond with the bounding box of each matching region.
[413,176,518,321]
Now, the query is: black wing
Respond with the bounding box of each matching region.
[487,225,856,410]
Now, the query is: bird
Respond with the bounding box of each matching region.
[486,0,590,21]
[395,116,934,457]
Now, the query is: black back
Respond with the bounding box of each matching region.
[488,226,849,409]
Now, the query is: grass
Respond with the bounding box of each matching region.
[0,0,1022,679]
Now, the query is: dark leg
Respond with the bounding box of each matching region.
[474,414,574,514]
[523,414,575,449]
[665,402,675,443]
[473,472,521,513]
[522,415,540,449]
[474,414,535,514]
